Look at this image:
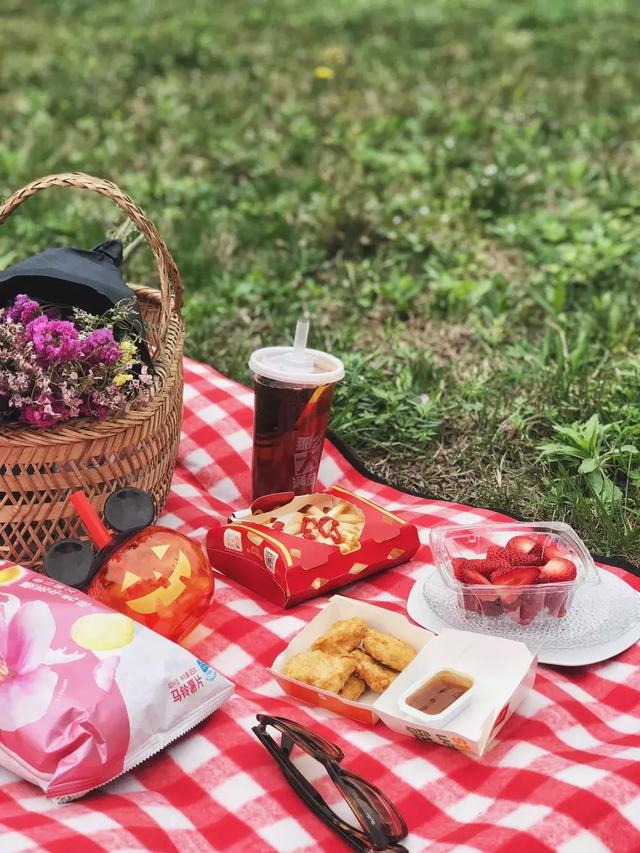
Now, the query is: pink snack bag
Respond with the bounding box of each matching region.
[0,564,233,801]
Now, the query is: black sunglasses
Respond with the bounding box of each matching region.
[252,714,408,852]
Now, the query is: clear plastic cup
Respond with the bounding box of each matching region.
[249,323,344,500]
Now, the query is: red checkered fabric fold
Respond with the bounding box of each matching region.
[1,358,638,852]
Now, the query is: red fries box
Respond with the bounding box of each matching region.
[271,596,537,757]
[206,486,420,607]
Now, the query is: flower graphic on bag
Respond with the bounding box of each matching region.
[0,596,83,732]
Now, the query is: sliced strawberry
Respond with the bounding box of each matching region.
[545,588,569,617]
[470,558,496,576]
[519,591,543,625]
[542,541,565,561]
[451,557,468,581]
[505,547,544,567]
[460,589,480,616]
[491,565,541,606]
[506,535,538,555]
[538,557,577,583]
[462,566,493,586]
[490,565,541,586]
[455,558,492,576]
[483,557,511,576]
[502,594,523,624]
[479,598,502,617]
[486,544,507,561]
[503,548,520,566]
[462,566,499,616]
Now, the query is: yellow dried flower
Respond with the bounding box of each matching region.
[314,66,335,80]
[113,372,133,386]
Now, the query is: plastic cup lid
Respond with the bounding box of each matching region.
[249,346,345,386]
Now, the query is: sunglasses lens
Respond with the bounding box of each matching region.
[270,717,343,760]
[339,770,407,840]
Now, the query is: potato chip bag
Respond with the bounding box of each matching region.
[0,564,233,801]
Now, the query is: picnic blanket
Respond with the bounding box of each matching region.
[1,357,639,853]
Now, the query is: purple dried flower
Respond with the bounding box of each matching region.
[21,395,61,427]
[81,328,122,365]
[0,293,152,427]
[3,294,41,326]
[26,316,81,363]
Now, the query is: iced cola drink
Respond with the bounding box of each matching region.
[249,323,344,500]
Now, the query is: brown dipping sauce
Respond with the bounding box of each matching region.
[405,670,473,715]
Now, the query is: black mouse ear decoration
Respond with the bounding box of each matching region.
[104,487,156,533]
[43,539,97,589]
[43,486,157,589]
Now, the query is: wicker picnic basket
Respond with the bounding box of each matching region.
[0,173,185,569]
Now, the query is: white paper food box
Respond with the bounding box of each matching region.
[271,595,537,757]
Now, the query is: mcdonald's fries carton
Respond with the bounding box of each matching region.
[206,486,420,607]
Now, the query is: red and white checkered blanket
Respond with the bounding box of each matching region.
[1,358,639,852]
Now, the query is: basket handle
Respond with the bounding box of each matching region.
[0,172,184,347]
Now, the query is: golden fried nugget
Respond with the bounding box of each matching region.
[283,651,355,694]
[351,649,398,693]
[311,617,368,655]
[363,629,416,671]
[340,675,366,701]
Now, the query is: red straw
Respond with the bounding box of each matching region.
[70,492,112,549]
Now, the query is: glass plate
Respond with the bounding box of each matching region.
[422,567,640,652]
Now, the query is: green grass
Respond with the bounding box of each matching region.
[1,0,639,561]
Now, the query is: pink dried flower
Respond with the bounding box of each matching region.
[26,317,81,363]
[21,396,61,427]
[81,328,121,365]
[3,294,41,325]
[81,386,128,420]
[0,293,152,428]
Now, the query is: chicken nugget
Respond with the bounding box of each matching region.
[283,651,355,694]
[350,649,398,693]
[311,617,367,655]
[340,675,366,702]
[363,629,416,671]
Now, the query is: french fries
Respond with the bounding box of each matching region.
[247,494,365,554]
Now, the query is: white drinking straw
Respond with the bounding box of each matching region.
[293,319,310,357]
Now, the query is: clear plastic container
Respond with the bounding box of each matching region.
[430,521,600,627]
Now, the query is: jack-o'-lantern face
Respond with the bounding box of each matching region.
[125,547,192,614]
[88,526,214,641]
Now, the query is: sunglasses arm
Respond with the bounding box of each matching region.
[253,727,325,805]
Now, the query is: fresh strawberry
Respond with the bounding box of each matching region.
[545,589,569,617]
[506,535,539,555]
[472,558,496,576]
[542,541,565,561]
[505,547,544,567]
[456,558,492,576]
[490,565,541,586]
[479,598,502,617]
[486,544,507,560]
[490,565,540,606]
[462,566,493,586]
[462,566,498,616]
[460,589,480,616]
[482,557,511,576]
[538,557,577,583]
[451,558,468,581]
[519,591,543,625]
[502,593,523,623]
